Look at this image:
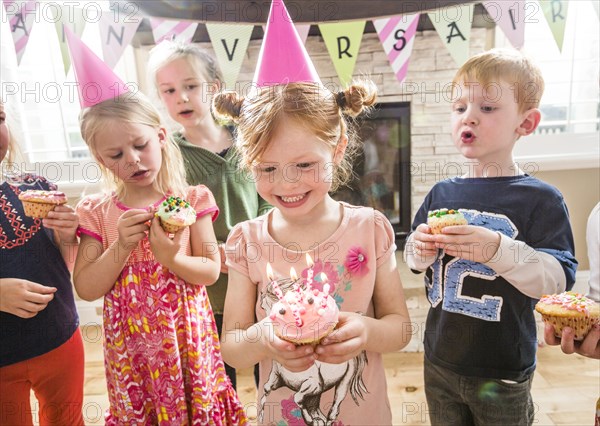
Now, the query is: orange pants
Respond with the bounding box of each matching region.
[0,328,85,426]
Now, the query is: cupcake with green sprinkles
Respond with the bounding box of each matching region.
[155,196,197,233]
[427,208,467,234]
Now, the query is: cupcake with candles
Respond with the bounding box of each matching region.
[155,196,197,233]
[18,190,68,218]
[427,208,467,234]
[267,265,339,346]
[535,291,600,341]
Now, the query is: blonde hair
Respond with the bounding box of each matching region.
[0,98,24,172]
[148,40,223,96]
[79,93,187,198]
[453,48,545,112]
[212,81,377,191]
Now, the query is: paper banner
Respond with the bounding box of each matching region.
[206,23,253,89]
[98,10,141,69]
[373,13,419,85]
[540,0,569,52]
[319,20,366,87]
[262,23,310,44]
[592,0,599,20]
[2,0,37,64]
[428,3,473,66]
[52,5,87,73]
[149,18,198,44]
[483,0,525,48]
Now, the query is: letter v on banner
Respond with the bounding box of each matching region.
[206,23,253,89]
[98,10,141,69]
[319,21,366,87]
[483,0,525,49]
[373,13,419,85]
[428,3,473,66]
[2,0,37,65]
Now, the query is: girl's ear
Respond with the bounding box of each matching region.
[517,108,541,136]
[334,134,348,164]
[157,127,168,147]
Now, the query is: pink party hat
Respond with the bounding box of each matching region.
[253,0,320,87]
[64,25,129,108]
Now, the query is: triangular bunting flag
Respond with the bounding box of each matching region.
[149,18,199,44]
[428,3,474,66]
[2,0,36,65]
[206,23,253,89]
[52,5,87,73]
[373,13,419,85]
[540,0,569,52]
[319,20,366,87]
[592,0,599,20]
[98,10,141,69]
[483,0,525,49]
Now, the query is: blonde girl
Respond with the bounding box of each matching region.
[214,81,411,425]
[73,93,247,424]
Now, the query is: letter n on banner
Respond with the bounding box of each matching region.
[374,13,419,85]
[98,11,141,69]
[206,23,253,90]
[428,3,474,66]
[319,21,366,87]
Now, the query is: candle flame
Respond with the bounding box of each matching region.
[290,267,298,281]
[319,272,327,283]
[306,253,314,268]
[266,262,274,281]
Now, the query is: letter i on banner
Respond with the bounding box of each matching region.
[206,23,253,90]
[2,0,37,65]
[540,0,569,52]
[373,13,419,85]
[319,21,366,87]
[149,18,199,44]
[483,0,525,49]
[428,3,474,66]
[98,10,141,69]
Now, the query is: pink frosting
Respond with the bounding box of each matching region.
[539,291,596,314]
[270,285,339,342]
[18,190,67,204]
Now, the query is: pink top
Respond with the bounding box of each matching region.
[226,202,396,425]
[539,291,596,314]
[18,190,67,204]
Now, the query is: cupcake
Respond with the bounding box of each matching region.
[427,208,467,234]
[535,291,600,341]
[155,196,197,233]
[18,190,67,218]
[269,282,339,346]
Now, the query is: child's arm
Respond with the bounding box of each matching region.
[0,278,57,318]
[73,209,154,301]
[404,223,439,271]
[315,254,412,364]
[148,214,220,285]
[220,269,318,372]
[42,205,79,271]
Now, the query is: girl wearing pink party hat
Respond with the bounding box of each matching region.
[216,0,411,424]
[64,28,248,425]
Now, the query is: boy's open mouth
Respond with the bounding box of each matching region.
[179,109,194,117]
[461,131,475,143]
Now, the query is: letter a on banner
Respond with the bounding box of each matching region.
[428,3,473,66]
[98,10,141,69]
[483,0,525,49]
[149,18,199,44]
[206,23,253,89]
[374,13,419,85]
[540,0,569,52]
[319,21,366,87]
[2,0,36,65]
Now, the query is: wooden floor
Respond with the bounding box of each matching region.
[34,257,600,425]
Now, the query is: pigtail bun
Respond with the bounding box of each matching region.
[336,80,377,117]
[212,90,245,123]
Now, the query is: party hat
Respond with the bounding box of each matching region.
[253,0,320,87]
[64,25,129,108]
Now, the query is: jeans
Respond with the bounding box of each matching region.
[424,356,535,426]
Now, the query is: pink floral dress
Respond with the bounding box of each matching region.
[77,186,247,425]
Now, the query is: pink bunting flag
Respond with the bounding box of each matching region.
[373,13,420,85]
[98,11,141,69]
[483,0,525,49]
[2,0,37,64]
[149,18,199,45]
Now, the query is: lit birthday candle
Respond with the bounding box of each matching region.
[266,262,283,301]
